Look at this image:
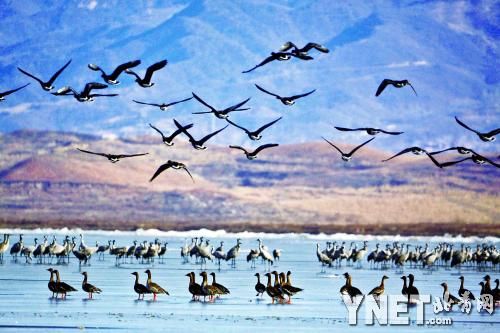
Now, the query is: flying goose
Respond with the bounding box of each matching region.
[255,84,315,105]
[192,92,250,119]
[133,97,193,111]
[382,147,442,167]
[149,160,194,182]
[149,123,193,146]
[334,126,403,136]
[173,119,228,150]
[429,146,474,156]
[229,144,279,160]
[125,59,167,87]
[242,52,311,73]
[435,153,499,168]
[51,82,117,102]
[0,84,30,102]
[145,269,169,301]
[375,79,417,96]
[81,272,102,299]
[88,60,141,85]
[280,41,330,56]
[454,116,499,142]
[77,148,148,163]
[17,59,71,91]
[322,137,374,161]
[226,117,282,140]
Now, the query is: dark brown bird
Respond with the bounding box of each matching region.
[209,272,230,295]
[186,272,202,301]
[264,272,284,304]
[77,148,148,163]
[145,269,169,301]
[375,79,417,96]
[149,160,194,183]
[51,82,117,102]
[18,59,71,91]
[441,282,460,310]
[47,268,57,298]
[131,272,150,300]
[53,269,77,299]
[437,153,499,168]
[226,117,282,141]
[458,276,475,300]
[254,273,266,297]
[81,272,102,299]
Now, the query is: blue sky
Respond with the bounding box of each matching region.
[0,0,498,152]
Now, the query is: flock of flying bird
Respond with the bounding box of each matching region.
[1,40,497,185]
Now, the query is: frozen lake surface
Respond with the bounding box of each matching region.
[0,229,498,332]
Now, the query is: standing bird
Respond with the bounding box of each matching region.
[334,126,403,136]
[51,82,117,102]
[407,274,419,304]
[368,275,388,304]
[149,160,194,183]
[81,272,102,299]
[254,273,266,297]
[77,148,148,163]
[401,276,408,299]
[192,93,250,119]
[53,269,77,299]
[441,282,460,310]
[280,41,330,56]
[186,272,202,301]
[144,269,169,301]
[340,272,363,303]
[209,272,230,296]
[382,147,442,167]
[0,84,30,102]
[264,272,284,304]
[88,60,141,85]
[455,116,499,142]
[10,234,23,262]
[149,123,193,147]
[173,119,227,150]
[458,276,475,300]
[199,271,219,302]
[322,137,374,162]
[229,144,279,160]
[375,79,417,96]
[273,249,282,262]
[17,59,71,91]
[255,84,315,106]
[131,272,150,300]
[242,52,310,73]
[125,59,167,87]
[226,239,242,268]
[0,234,10,262]
[225,117,282,141]
[47,268,58,298]
[132,97,193,111]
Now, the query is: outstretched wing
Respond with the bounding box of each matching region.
[225,97,251,112]
[253,143,279,155]
[51,86,75,96]
[255,117,282,134]
[150,163,171,182]
[225,118,248,132]
[77,148,107,157]
[379,129,404,135]
[348,137,375,156]
[280,41,298,52]
[429,147,458,156]
[133,100,162,107]
[255,84,280,98]
[0,83,30,98]
[454,116,479,134]
[334,126,358,132]
[439,157,472,168]
[17,67,44,85]
[192,92,216,112]
[143,59,167,83]
[109,60,141,80]
[322,137,344,155]
[47,59,72,85]
[485,128,500,137]
[115,152,149,159]
[382,147,415,162]
[149,123,165,137]
[477,154,500,167]
[242,54,277,73]
[301,42,329,53]
[289,89,316,100]
[229,145,248,153]
[165,96,193,107]
[375,79,391,97]
[199,125,228,144]
[168,123,194,140]
[83,82,108,96]
[425,152,443,168]
[88,93,118,98]
[173,119,195,141]
[181,166,195,183]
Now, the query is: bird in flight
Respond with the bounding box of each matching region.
[132,97,193,111]
[322,137,375,162]
[229,144,279,160]
[51,82,117,102]
[77,148,148,163]
[429,146,474,156]
[125,60,167,87]
[173,119,228,150]
[375,79,417,97]
[255,84,315,106]
[150,160,194,182]
[334,126,403,136]
[382,147,442,168]
[242,52,312,73]
[225,117,282,141]
[0,83,30,102]
[191,93,250,119]
[149,122,193,146]
[437,153,499,168]
[279,42,330,56]
[88,60,141,85]
[454,116,499,142]
[17,59,72,91]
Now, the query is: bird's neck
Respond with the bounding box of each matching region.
[266,275,272,287]
[459,279,464,290]
[82,275,87,284]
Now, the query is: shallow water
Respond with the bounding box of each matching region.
[0,231,498,332]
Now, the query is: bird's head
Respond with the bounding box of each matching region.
[343,272,350,278]
[440,282,447,288]
[144,269,151,274]
[47,268,53,273]
[484,275,491,281]
[254,273,260,277]
[131,272,138,276]
[81,272,88,276]
[382,275,389,280]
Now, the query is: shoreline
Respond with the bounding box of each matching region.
[1,220,498,238]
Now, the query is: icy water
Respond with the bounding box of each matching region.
[0,229,498,333]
